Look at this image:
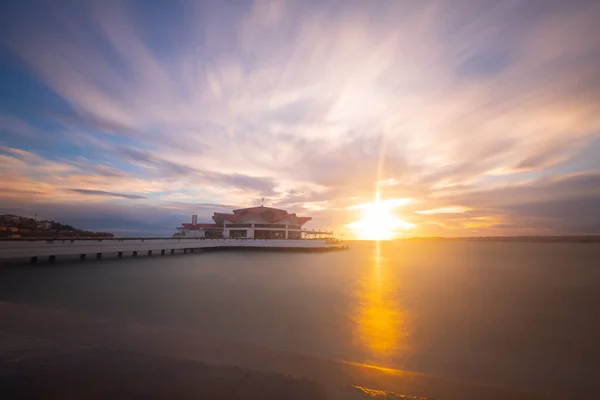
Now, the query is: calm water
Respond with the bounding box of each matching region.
[1,241,599,396]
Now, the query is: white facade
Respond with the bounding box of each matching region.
[37,221,52,230]
[222,212,305,239]
[175,227,205,238]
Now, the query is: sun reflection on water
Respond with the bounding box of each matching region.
[353,241,411,365]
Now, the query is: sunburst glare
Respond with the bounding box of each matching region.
[347,193,414,240]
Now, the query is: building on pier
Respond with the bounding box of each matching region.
[174,206,331,239]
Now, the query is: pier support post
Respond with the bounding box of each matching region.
[96,253,102,260]
[190,248,194,253]
[133,251,138,257]
[30,256,37,264]
[170,249,174,255]
[80,254,86,261]
[118,252,123,259]
[184,249,187,254]
[48,255,56,264]
[161,249,165,256]
[148,250,152,256]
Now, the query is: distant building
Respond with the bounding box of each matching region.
[0,225,7,231]
[174,206,314,239]
[2,215,19,223]
[9,227,18,232]
[19,228,32,234]
[37,221,52,230]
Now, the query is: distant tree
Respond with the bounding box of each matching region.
[3,215,114,239]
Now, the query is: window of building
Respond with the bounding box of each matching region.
[229,229,248,238]
[205,230,223,239]
[254,230,286,239]
[288,231,301,239]
[226,223,252,228]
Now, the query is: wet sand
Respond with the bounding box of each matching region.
[0,302,560,399]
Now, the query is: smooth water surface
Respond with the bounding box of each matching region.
[1,241,599,396]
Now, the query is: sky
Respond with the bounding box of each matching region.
[1,0,600,238]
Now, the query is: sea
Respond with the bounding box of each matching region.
[1,241,599,397]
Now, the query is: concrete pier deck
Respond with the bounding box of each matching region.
[0,238,348,261]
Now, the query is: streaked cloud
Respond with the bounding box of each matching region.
[416,207,471,215]
[349,198,414,211]
[0,0,599,236]
[66,189,147,200]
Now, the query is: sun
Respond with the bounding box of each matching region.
[347,194,415,240]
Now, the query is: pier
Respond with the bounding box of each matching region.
[0,238,348,263]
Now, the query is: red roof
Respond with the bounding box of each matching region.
[181,223,221,230]
[232,206,284,215]
[212,213,241,224]
[197,223,221,228]
[229,206,311,224]
[185,206,312,228]
[297,217,311,224]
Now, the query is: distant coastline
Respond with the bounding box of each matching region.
[396,236,600,243]
[0,214,114,239]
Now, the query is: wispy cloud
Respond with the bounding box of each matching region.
[0,113,37,138]
[66,189,147,200]
[1,0,599,236]
[416,207,471,215]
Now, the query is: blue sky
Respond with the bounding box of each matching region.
[1,0,600,237]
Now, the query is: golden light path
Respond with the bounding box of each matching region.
[353,241,412,366]
[349,133,413,366]
[347,192,415,240]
